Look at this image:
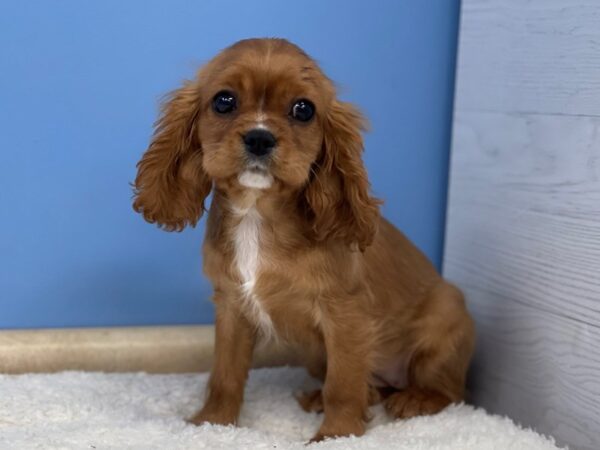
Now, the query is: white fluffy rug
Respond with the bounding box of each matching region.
[0,366,563,449]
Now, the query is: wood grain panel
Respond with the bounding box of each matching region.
[445,110,600,450]
[456,0,600,116]
[461,286,600,450]
[447,4,600,447]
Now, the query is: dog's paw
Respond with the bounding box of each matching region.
[384,388,451,419]
[297,386,381,415]
[308,416,365,444]
[307,432,327,444]
[186,408,237,427]
[295,389,324,413]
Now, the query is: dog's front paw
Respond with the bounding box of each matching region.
[187,406,237,427]
[308,432,327,444]
[308,417,365,444]
[297,386,382,415]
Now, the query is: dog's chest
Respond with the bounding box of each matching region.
[232,207,275,338]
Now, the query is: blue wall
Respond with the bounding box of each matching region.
[0,1,460,328]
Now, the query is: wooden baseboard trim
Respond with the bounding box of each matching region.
[0,325,297,374]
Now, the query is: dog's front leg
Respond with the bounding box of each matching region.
[311,296,372,442]
[188,298,256,426]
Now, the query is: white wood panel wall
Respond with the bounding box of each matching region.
[444,2,600,449]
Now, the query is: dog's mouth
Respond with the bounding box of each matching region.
[238,163,274,190]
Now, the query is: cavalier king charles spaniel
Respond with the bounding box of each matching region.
[133,38,474,442]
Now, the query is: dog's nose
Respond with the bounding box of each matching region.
[243,129,276,157]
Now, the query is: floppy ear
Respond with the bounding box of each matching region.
[303,100,381,251]
[132,81,211,231]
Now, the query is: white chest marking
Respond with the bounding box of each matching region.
[232,206,275,339]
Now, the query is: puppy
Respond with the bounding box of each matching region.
[133,38,475,442]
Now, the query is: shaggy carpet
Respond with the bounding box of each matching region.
[0,366,564,449]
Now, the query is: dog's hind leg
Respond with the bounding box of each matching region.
[384,282,475,419]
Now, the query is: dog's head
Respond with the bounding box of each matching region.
[133,38,380,250]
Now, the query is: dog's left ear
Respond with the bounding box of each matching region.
[302,100,381,251]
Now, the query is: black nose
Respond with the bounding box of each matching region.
[243,129,276,157]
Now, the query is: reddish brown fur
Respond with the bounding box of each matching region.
[133,38,475,442]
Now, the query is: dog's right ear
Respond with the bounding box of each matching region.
[132,80,211,231]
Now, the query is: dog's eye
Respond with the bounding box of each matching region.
[212,91,237,114]
[290,99,315,122]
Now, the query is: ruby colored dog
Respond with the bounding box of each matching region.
[133,38,474,442]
